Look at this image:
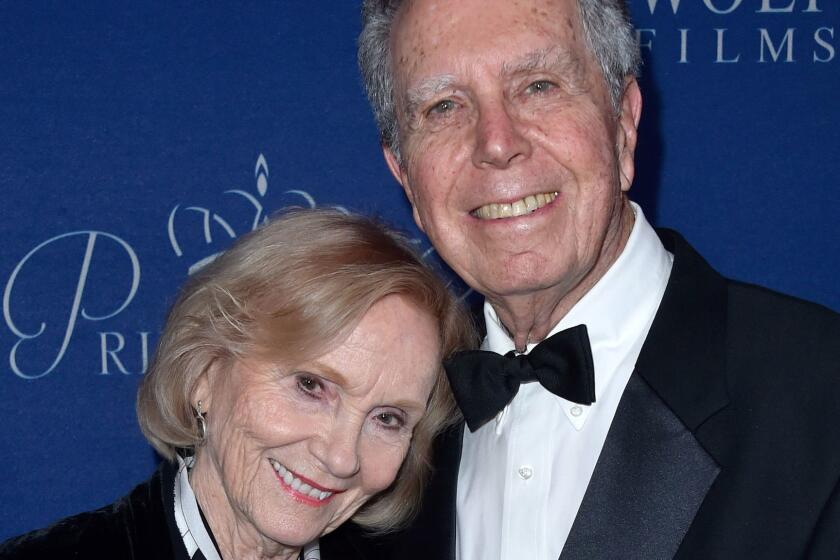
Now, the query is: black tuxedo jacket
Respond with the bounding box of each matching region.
[321,229,840,560]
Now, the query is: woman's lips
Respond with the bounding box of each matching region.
[268,458,343,505]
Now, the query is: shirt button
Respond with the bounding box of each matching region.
[518,466,533,480]
[570,405,583,417]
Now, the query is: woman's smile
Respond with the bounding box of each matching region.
[268,458,343,506]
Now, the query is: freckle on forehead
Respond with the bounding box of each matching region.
[397,0,582,67]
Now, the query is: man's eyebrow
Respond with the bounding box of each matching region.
[501,46,583,79]
[400,48,584,119]
[403,74,457,118]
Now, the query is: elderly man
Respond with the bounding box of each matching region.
[320,0,840,558]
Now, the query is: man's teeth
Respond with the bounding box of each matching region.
[269,459,333,501]
[473,192,558,220]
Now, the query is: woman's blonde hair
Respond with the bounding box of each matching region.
[137,208,476,532]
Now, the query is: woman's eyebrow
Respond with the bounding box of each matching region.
[305,364,428,416]
[307,361,349,386]
[390,397,427,415]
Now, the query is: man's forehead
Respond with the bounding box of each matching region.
[392,0,577,37]
[391,0,582,78]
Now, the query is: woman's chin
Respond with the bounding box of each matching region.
[251,496,339,549]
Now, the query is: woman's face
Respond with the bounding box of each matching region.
[191,294,441,551]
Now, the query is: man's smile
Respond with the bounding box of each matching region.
[471,191,558,220]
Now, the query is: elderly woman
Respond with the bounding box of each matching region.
[0,209,474,560]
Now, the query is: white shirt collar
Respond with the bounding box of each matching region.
[483,202,673,430]
[173,455,321,560]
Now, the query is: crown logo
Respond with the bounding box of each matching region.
[165,153,472,300]
[167,153,273,274]
[167,153,351,275]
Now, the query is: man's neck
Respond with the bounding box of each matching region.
[488,202,635,351]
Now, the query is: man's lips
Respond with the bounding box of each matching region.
[471,191,558,220]
[268,459,344,504]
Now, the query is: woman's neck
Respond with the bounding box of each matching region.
[189,454,302,560]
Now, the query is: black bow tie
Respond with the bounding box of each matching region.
[444,324,596,432]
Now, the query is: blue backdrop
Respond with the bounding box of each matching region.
[1,1,837,539]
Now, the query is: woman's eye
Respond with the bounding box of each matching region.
[526,80,556,95]
[374,411,406,430]
[296,374,324,397]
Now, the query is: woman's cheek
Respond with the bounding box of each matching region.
[360,437,411,491]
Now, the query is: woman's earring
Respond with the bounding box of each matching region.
[195,400,207,445]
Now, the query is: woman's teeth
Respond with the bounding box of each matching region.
[473,191,558,220]
[269,459,333,501]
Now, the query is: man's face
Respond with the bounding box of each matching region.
[386,0,641,302]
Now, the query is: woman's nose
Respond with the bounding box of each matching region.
[310,418,362,479]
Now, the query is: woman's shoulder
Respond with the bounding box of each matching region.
[0,463,177,560]
[0,506,123,559]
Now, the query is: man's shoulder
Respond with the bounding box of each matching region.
[661,226,839,350]
[720,280,840,428]
[724,278,840,359]
[653,228,839,416]
[727,278,838,323]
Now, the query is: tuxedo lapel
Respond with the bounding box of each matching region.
[562,229,733,559]
[560,373,720,560]
[635,229,730,433]
[636,230,735,468]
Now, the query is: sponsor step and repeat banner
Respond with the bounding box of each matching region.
[1,1,837,540]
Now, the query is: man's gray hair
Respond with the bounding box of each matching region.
[358,0,641,163]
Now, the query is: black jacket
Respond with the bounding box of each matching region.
[322,229,840,559]
[0,461,192,560]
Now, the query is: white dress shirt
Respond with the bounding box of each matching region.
[455,203,673,560]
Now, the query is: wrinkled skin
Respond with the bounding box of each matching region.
[190,295,441,560]
[385,0,642,350]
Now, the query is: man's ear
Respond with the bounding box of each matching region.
[383,146,425,233]
[615,77,643,193]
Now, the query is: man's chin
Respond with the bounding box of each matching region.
[475,274,568,302]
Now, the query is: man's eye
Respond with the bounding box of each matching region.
[526,80,556,94]
[427,99,456,116]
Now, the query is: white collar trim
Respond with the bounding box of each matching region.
[172,455,322,560]
[174,455,223,560]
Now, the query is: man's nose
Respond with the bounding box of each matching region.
[472,100,531,169]
[310,417,362,479]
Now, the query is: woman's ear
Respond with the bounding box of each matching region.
[192,358,221,412]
